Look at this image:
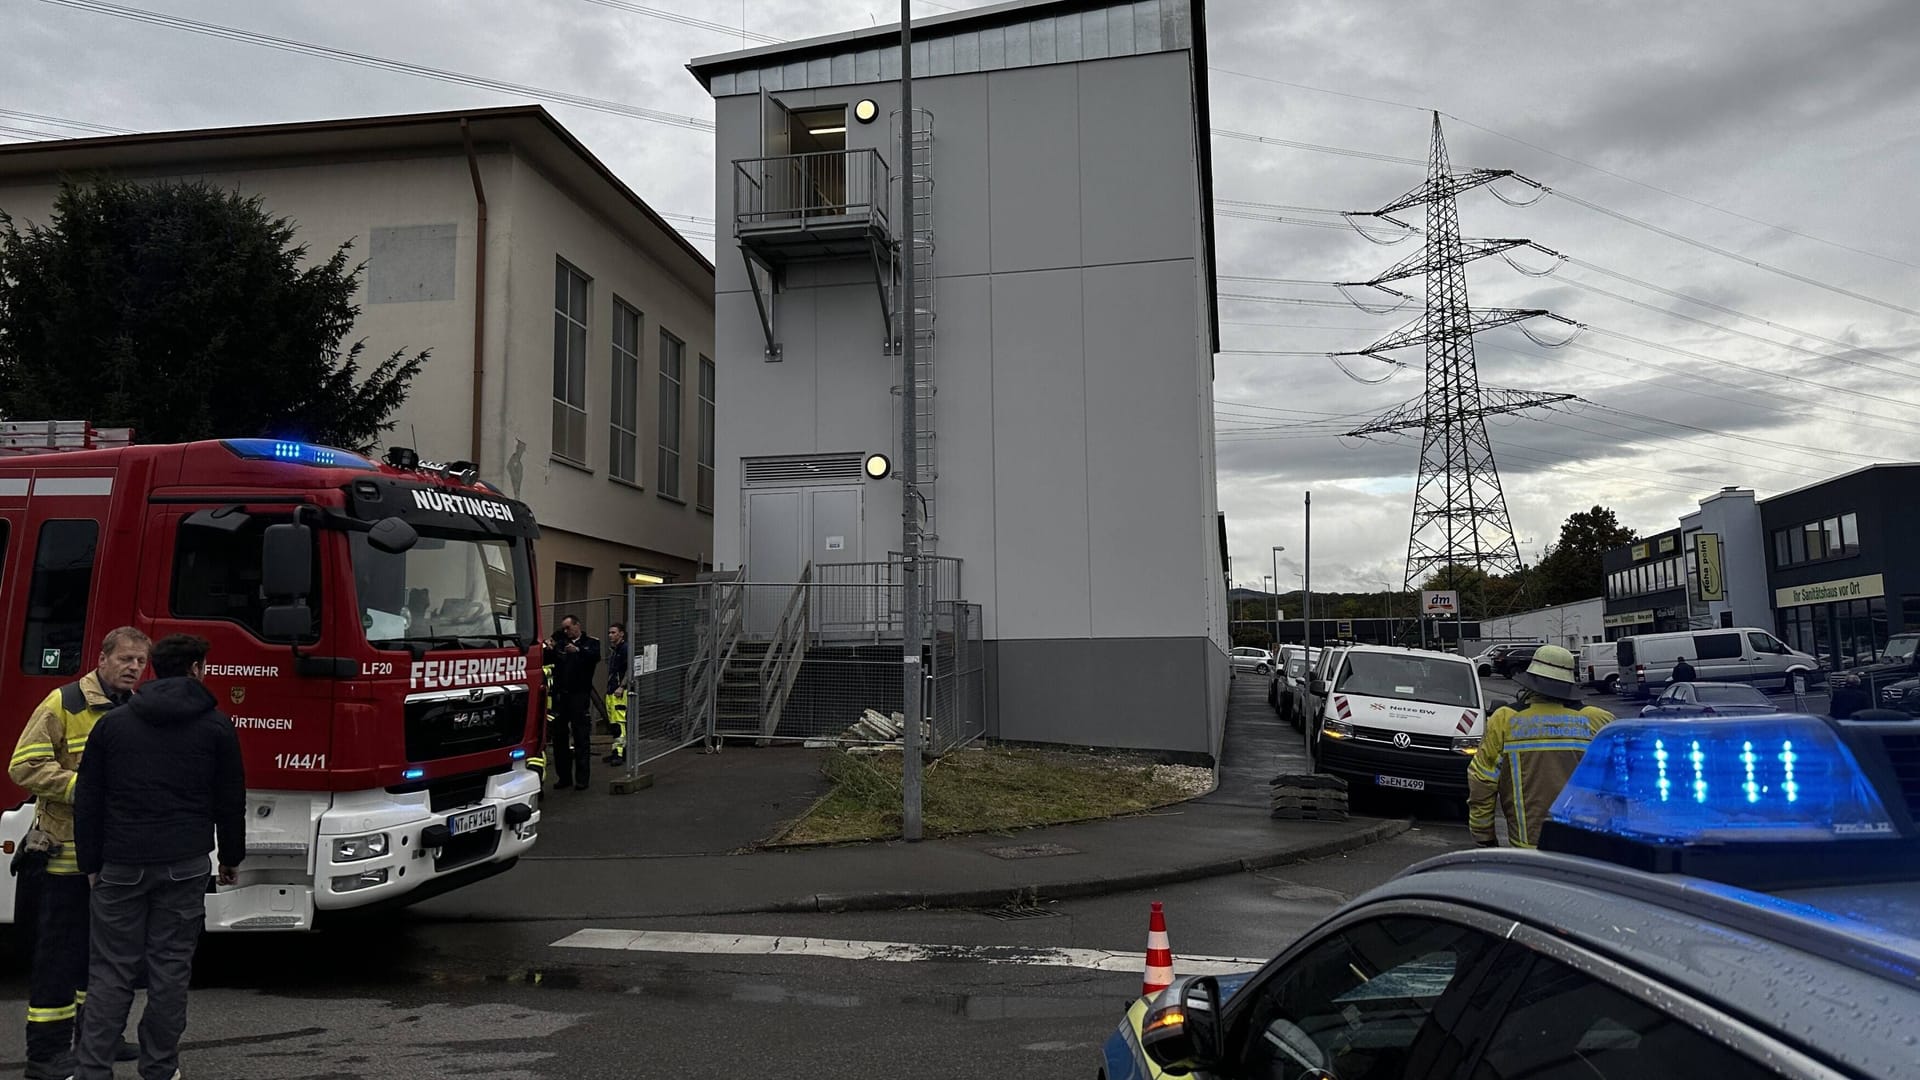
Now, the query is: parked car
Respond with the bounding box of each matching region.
[1615,628,1818,699]
[1469,642,1540,678]
[1878,672,1920,713]
[1579,641,1620,694]
[1492,645,1539,679]
[1839,632,1920,688]
[1229,646,1272,677]
[1301,646,1347,735]
[1310,645,1484,797]
[1273,648,1318,728]
[1638,682,1780,718]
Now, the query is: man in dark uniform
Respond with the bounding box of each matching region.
[545,616,601,791]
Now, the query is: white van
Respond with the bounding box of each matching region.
[1615,627,1818,699]
[1311,645,1484,797]
[1579,642,1619,694]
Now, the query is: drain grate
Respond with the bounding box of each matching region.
[980,904,1059,921]
[983,842,1081,860]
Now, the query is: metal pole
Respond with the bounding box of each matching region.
[622,580,637,779]
[897,0,924,843]
[1304,491,1313,649]
[1270,546,1280,645]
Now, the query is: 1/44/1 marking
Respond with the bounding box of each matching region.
[275,753,327,770]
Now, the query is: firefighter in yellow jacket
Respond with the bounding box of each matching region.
[1467,644,1614,850]
[10,627,150,1079]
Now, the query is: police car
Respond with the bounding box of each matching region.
[1101,712,1920,1080]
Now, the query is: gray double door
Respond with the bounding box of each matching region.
[744,485,864,636]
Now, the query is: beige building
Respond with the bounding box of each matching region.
[0,106,716,606]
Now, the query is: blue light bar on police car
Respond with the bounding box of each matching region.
[223,438,376,471]
[1549,716,1897,845]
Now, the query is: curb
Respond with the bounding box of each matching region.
[760,816,1414,914]
[404,816,1414,923]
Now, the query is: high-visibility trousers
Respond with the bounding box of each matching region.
[607,691,628,754]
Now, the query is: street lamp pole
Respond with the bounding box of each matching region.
[1271,545,1285,645]
[897,0,924,843]
[1304,491,1313,649]
[1262,575,1273,646]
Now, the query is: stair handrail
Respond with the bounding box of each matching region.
[683,574,746,740]
[759,562,813,735]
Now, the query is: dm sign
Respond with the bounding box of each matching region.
[1422,590,1459,615]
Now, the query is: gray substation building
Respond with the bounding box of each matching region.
[689,0,1228,756]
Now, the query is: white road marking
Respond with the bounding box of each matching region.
[551,929,1266,976]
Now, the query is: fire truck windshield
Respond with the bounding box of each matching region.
[350,529,532,650]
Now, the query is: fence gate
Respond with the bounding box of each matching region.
[619,581,720,771]
[930,601,985,754]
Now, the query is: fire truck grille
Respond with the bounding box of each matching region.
[405,689,529,762]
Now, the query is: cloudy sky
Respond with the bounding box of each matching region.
[6,0,1919,593]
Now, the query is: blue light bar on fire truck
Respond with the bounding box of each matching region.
[222,438,376,471]
[1538,715,1920,889]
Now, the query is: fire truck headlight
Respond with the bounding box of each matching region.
[332,832,390,863]
[331,868,390,893]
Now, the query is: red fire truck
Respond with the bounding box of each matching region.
[0,423,544,930]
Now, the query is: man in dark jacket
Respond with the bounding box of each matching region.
[1830,673,1870,719]
[545,615,601,791]
[72,634,245,1080]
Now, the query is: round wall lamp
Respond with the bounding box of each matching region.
[854,99,879,124]
[864,452,892,479]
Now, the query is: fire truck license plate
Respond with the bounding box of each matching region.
[447,806,499,836]
[1376,775,1426,792]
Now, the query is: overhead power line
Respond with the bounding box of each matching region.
[32,0,716,132]
[0,108,134,136]
[1207,65,1920,272]
[574,0,783,43]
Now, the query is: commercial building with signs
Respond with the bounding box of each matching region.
[0,107,717,603]
[1761,464,1920,670]
[1601,487,1769,640]
[691,0,1228,754]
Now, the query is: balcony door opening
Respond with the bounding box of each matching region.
[790,106,849,214]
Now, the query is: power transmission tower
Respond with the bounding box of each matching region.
[1338,113,1575,615]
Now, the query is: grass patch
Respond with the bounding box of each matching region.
[774,745,1202,845]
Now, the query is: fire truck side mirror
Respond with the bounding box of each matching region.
[262,522,314,599]
[367,516,418,555]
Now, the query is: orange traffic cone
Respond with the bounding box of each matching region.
[1143,900,1174,996]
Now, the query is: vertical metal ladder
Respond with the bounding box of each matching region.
[893,108,937,552]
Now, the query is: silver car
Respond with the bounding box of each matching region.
[1230,647,1273,676]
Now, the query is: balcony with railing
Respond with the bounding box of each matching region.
[732,147,896,360]
[733,148,893,261]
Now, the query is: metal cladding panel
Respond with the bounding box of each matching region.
[702,2,1188,97]
[987,64,1082,274]
[1084,261,1206,637]
[1079,52,1199,266]
[990,268,1091,640]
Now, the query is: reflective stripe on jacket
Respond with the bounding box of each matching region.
[1466,698,1614,848]
[8,672,119,873]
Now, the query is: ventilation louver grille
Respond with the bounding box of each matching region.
[743,454,864,486]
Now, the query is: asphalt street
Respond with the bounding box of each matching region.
[0,830,1471,1079]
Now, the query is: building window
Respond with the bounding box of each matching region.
[553,563,592,605]
[1840,512,1860,556]
[1773,530,1789,567]
[1822,517,1843,562]
[1903,595,1920,633]
[697,355,716,512]
[1788,525,1806,564]
[658,330,684,499]
[609,300,642,484]
[552,260,590,464]
[21,520,98,675]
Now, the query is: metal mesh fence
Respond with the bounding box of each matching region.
[543,567,989,765]
[930,601,985,753]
